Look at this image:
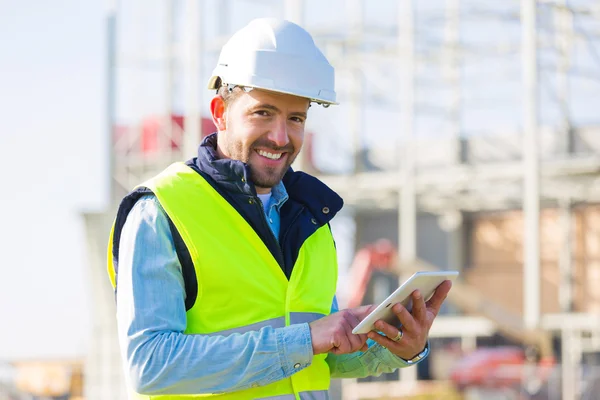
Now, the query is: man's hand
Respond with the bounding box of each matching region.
[367,280,452,360]
[309,305,375,355]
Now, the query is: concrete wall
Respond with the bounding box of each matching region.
[467,205,600,315]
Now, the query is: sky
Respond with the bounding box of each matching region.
[0,0,107,359]
[0,0,598,362]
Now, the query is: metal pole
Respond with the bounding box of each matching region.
[284,0,304,24]
[105,1,119,393]
[102,9,115,395]
[285,0,307,172]
[107,0,117,205]
[558,199,576,400]
[399,0,417,383]
[183,0,201,158]
[442,0,464,273]
[559,199,573,312]
[340,5,363,399]
[127,0,146,189]
[399,0,417,264]
[443,0,461,164]
[441,211,464,272]
[164,0,174,158]
[521,0,541,331]
[461,335,477,353]
[561,327,578,400]
[554,0,573,154]
[349,0,363,174]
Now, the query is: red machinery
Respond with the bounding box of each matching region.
[346,239,557,393]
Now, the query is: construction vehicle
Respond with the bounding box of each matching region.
[344,239,558,399]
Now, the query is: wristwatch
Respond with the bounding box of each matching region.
[402,344,429,365]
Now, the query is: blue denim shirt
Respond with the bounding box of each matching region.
[260,180,288,240]
[116,181,426,395]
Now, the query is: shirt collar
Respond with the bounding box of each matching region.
[270,180,289,212]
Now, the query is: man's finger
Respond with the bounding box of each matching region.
[374,319,404,342]
[367,331,400,351]
[356,331,369,351]
[391,303,418,333]
[339,317,358,353]
[346,330,365,353]
[344,311,369,348]
[426,280,453,317]
[347,317,370,351]
[344,309,361,327]
[411,290,426,323]
[342,315,365,352]
[350,304,377,320]
[367,331,425,361]
[360,341,369,352]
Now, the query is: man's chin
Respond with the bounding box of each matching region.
[253,180,282,190]
[251,171,286,190]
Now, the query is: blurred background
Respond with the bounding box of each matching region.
[2,0,600,399]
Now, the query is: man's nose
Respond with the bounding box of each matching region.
[266,117,290,148]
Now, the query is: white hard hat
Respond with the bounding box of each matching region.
[208,18,338,106]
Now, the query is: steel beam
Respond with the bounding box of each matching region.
[183,0,201,158]
[399,0,417,383]
[521,0,541,330]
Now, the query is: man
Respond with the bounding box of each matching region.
[108,18,452,399]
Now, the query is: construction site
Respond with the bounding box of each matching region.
[3,0,600,399]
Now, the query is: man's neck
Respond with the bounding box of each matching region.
[256,187,272,195]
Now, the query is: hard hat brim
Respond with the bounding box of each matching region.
[207,75,339,106]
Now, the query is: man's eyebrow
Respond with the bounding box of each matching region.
[252,103,307,118]
[252,103,281,113]
[290,111,308,118]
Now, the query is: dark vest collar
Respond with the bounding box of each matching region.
[193,133,344,221]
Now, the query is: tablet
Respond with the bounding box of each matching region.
[351,270,459,334]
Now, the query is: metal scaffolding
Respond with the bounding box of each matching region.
[86,0,600,399]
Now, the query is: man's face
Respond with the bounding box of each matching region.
[214,89,309,192]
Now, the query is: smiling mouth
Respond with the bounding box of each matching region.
[256,149,284,160]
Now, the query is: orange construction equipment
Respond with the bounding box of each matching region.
[346,239,556,360]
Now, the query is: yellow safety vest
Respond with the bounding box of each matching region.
[108,162,338,400]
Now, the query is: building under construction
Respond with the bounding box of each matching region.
[84,1,600,399]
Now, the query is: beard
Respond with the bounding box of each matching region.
[226,138,297,189]
[250,154,297,189]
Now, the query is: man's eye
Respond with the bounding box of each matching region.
[255,110,270,117]
[290,117,305,123]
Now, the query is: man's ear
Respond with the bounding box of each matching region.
[210,96,227,131]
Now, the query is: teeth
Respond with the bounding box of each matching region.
[257,150,282,160]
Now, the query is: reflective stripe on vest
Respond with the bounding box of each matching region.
[258,390,329,400]
[123,390,330,400]
[108,163,338,400]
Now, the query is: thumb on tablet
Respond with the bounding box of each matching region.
[349,304,377,321]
